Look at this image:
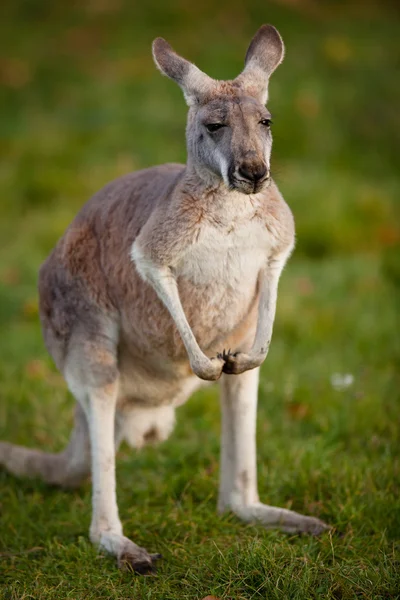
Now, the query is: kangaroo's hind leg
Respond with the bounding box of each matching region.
[218,367,329,534]
[65,331,161,573]
[0,402,91,488]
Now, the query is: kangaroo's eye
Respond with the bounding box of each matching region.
[260,119,272,127]
[205,123,225,133]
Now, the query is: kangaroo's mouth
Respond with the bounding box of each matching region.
[229,176,271,195]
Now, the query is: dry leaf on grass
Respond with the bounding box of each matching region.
[286,401,310,420]
[25,359,49,380]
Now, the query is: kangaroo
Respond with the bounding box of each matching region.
[0,25,329,573]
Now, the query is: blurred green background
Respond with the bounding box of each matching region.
[1,0,399,260]
[1,1,399,598]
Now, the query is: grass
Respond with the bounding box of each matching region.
[0,0,399,598]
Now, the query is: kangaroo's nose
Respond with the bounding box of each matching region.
[238,162,268,183]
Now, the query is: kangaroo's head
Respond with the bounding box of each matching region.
[152,25,284,195]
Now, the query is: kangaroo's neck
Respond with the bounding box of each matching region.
[173,161,267,219]
[181,159,225,194]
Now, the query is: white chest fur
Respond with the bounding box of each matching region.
[175,217,271,288]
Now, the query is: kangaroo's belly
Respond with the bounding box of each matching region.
[119,272,259,360]
[117,273,259,407]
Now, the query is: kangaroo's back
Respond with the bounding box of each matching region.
[38,163,184,368]
[44,162,185,273]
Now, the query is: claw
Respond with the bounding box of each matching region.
[119,551,162,574]
[150,552,163,561]
[220,348,234,361]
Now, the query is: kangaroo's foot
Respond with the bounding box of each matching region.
[91,530,162,574]
[225,501,330,535]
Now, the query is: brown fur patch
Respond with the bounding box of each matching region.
[143,427,159,444]
[84,342,116,367]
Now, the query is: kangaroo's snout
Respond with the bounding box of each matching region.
[229,157,270,193]
[238,161,269,183]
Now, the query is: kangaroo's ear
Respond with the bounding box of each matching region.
[236,25,285,104]
[152,37,215,106]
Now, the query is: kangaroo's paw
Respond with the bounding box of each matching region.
[191,355,225,381]
[220,351,264,375]
[93,531,162,574]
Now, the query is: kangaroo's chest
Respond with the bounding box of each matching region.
[176,219,270,288]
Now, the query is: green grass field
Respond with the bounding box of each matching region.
[1,1,399,598]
